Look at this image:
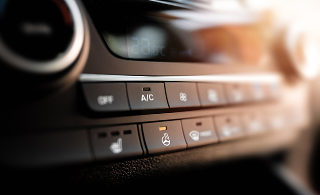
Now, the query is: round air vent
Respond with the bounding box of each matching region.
[0,0,84,74]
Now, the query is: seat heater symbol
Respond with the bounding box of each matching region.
[162,133,170,146]
[110,138,122,154]
[189,130,200,141]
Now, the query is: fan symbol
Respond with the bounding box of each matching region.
[180,92,187,101]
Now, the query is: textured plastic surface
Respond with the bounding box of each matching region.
[0,129,92,167]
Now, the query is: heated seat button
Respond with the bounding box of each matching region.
[82,83,130,112]
[90,125,143,160]
[214,115,244,141]
[142,120,186,154]
[127,83,168,110]
[197,83,226,106]
[165,82,200,108]
[181,117,218,148]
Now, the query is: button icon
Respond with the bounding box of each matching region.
[221,126,241,137]
[248,121,263,132]
[162,133,171,146]
[110,138,122,154]
[207,89,218,103]
[141,94,154,102]
[180,92,187,101]
[232,90,243,102]
[189,130,200,141]
[97,95,114,105]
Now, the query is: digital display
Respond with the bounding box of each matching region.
[100,16,264,65]
[127,25,166,59]
[126,21,204,62]
[86,0,265,65]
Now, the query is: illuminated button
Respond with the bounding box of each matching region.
[214,115,244,141]
[165,82,200,108]
[241,112,267,135]
[225,84,248,103]
[82,83,129,112]
[197,83,226,106]
[126,83,168,110]
[90,125,143,160]
[181,117,218,148]
[142,120,186,154]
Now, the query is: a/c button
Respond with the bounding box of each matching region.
[127,83,169,110]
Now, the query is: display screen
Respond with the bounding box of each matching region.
[126,20,204,62]
[91,0,266,65]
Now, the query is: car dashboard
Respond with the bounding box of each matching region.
[0,0,319,194]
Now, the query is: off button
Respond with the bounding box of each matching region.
[127,83,169,110]
[82,83,130,112]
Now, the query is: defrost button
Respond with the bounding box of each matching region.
[181,117,218,148]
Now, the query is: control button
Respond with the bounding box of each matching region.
[214,115,244,141]
[165,82,200,108]
[126,83,168,110]
[246,83,267,101]
[142,120,186,154]
[225,84,247,103]
[82,83,129,112]
[197,83,226,106]
[241,112,267,135]
[90,125,143,160]
[181,117,218,148]
[265,82,281,99]
[267,112,286,130]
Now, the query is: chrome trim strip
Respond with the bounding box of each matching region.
[149,0,192,9]
[79,73,282,83]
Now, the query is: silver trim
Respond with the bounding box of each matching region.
[79,73,282,83]
[0,0,84,74]
[272,164,316,195]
